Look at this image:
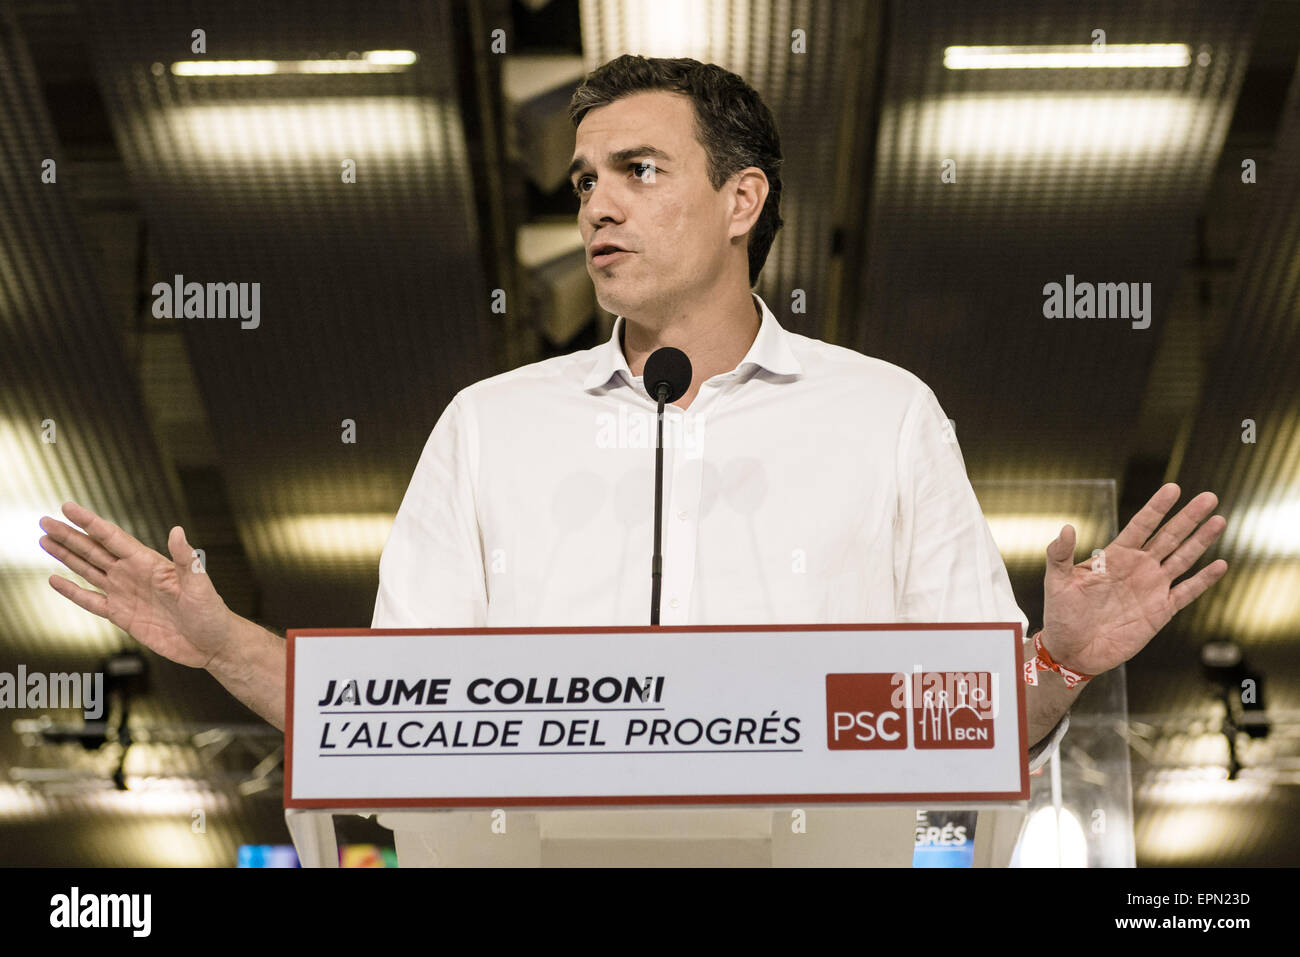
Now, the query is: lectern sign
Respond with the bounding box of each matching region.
[284,624,1028,809]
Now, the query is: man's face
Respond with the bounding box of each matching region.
[569,91,735,319]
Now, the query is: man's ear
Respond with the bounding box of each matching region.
[728,167,769,242]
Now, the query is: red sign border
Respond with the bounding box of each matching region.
[284,622,1029,809]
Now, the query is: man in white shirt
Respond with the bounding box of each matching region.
[375,291,1024,634]
[372,287,1077,770]
[39,56,1227,777]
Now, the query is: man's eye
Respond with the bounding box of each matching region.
[572,163,654,198]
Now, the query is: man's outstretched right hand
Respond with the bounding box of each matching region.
[39,502,233,670]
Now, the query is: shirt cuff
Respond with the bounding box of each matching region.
[1027,711,1070,774]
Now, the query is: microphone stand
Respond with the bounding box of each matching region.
[650,384,669,625]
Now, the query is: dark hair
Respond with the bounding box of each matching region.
[568,55,784,288]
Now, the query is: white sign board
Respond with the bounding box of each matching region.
[285,624,1028,808]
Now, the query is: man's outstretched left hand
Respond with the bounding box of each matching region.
[1040,483,1228,678]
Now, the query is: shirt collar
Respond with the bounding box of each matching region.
[582,292,803,393]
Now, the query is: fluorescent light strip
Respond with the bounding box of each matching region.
[124,98,452,168]
[169,50,417,76]
[944,44,1192,70]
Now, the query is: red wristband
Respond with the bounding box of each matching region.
[1023,630,1094,689]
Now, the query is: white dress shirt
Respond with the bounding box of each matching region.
[372,292,1068,769]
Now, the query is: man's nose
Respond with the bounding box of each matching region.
[581,178,624,229]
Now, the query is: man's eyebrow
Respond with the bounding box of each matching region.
[567,145,673,183]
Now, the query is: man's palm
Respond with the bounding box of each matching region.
[1041,484,1227,677]
[40,502,230,669]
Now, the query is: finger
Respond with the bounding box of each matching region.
[39,535,109,589]
[1045,524,1077,581]
[167,526,204,580]
[62,501,146,560]
[39,515,117,570]
[1162,514,1227,580]
[48,574,110,619]
[1143,490,1219,562]
[1170,559,1228,613]
[1113,483,1181,550]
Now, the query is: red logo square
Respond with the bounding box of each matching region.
[911,671,995,750]
[825,673,908,750]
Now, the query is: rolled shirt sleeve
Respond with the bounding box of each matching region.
[894,384,1068,771]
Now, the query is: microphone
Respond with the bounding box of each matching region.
[643,347,693,625]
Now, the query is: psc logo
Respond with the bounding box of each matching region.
[826,672,995,751]
[825,674,907,750]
